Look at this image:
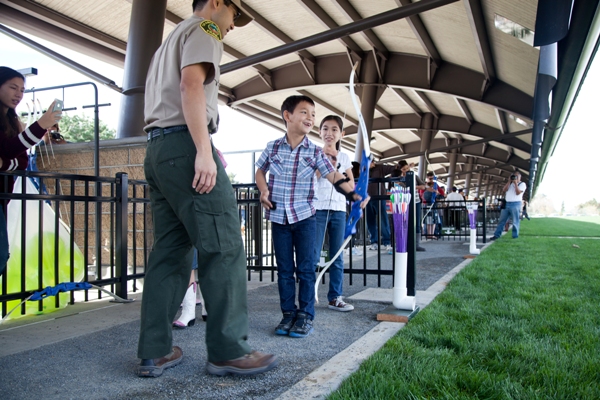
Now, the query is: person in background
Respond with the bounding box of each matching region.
[521,200,530,221]
[0,66,63,275]
[366,162,399,252]
[313,115,355,312]
[392,160,426,251]
[490,171,526,240]
[446,186,465,231]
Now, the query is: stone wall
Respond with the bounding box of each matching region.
[36,137,151,271]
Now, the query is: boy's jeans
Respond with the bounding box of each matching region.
[314,210,346,302]
[272,216,316,319]
[366,200,391,246]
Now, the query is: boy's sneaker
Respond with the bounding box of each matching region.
[368,243,378,251]
[274,311,295,336]
[328,296,354,312]
[288,312,313,338]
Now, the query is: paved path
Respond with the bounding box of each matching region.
[0,237,490,399]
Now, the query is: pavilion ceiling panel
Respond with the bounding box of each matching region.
[385,130,421,145]
[506,117,530,133]
[467,102,502,131]
[418,1,483,73]
[421,91,463,118]
[373,22,429,56]
[484,0,539,95]
[488,29,538,96]
[38,0,132,41]
[513,148,529,160]
[377,89,422,117]
[166,0,195,19]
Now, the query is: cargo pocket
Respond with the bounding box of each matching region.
[194,195,240,253]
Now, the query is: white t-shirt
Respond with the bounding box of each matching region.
[505,182,526,202]
[314,151,352,212]
[446,191,464,206]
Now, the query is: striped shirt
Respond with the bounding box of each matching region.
[256,136,335,224]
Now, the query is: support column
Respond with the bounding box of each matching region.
[355,52,384,162]
[475,172,483,198]
[447,143,457,190]
[417,113,435,179]
[117,0,167,138]
[464,157,474,198]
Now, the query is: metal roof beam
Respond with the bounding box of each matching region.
[344,114,531,154]
[415,90,440,118]
[222,0,460,74]
[333,0,390,59]
[229,54,533,121]
[395,0,442,68]
[379,128,531,162]
[0,3,125,67]
[298,0,363,59]
[390,87,423,117]
[456,98,474,126]
[239,0,317,66]
[462,0,496,91]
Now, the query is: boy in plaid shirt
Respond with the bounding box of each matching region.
[255,95,366,338]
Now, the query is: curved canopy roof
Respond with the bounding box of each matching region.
[1,0,598,197]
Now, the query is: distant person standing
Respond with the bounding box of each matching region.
[521,200,530,220]
[446,187,465,230]
[490,171,526,240]
[138,0,277,378]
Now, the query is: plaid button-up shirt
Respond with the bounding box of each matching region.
[256,136,335,224]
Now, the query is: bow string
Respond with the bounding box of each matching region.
[315,62,372,301]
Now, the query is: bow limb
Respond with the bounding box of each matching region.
[344,62,371,239]
[315,63,372,303]
[314,235,353,303]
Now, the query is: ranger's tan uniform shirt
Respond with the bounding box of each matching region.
[144,16,222,133]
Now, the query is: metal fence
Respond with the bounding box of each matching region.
[1,170,501,318]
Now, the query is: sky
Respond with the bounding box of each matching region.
[1,27,599,211]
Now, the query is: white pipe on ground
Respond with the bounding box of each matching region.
[393,252,415,310]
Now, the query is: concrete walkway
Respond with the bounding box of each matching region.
[0,236,490,399]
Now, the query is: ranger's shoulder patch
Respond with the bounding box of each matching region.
[199,20,222,41]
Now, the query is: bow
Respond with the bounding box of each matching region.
[315,62,372,302]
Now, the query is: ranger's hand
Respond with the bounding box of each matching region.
[192,151,217,194]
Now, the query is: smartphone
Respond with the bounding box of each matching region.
[52,99,64,112]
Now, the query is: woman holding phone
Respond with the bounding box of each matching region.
[0,66,63,274]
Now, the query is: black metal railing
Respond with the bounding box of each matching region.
[4,171,498,318]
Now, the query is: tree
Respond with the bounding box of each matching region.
[560,201,565,215]
[56,114,116,142]
[228,172,239,184]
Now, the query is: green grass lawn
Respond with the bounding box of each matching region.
[329,219,600,399]
[520,216,600,237]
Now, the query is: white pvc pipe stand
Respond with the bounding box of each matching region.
[469,228,480,255]
[393,252,416,310]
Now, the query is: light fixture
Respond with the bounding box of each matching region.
[17,68,38,77]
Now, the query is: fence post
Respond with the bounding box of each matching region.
[406,172,416,297]
[115,172,129,300]
[482,198,487,243]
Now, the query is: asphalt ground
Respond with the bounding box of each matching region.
[0,235,488,399]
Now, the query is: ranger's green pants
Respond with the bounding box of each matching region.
[138,129,251,362]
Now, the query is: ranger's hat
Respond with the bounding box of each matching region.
[230,0,253,27]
